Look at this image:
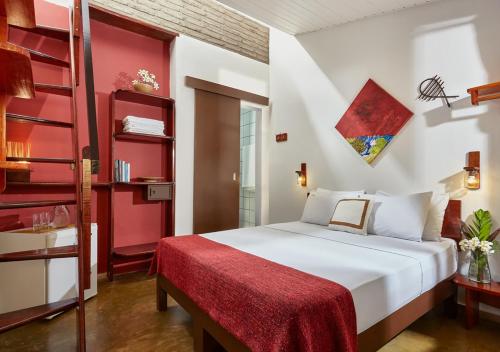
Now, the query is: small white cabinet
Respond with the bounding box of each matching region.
[0,224,98,314]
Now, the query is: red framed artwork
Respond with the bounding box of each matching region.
[335,79,413,164]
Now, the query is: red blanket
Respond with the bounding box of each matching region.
[152,235,357,352]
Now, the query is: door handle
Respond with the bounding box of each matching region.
[233,172,238,182]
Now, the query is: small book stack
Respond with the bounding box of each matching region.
[123,115,165,136]
[115,160,130,183]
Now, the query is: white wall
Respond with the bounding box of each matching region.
[170,34,270,235]
[269,0,500,280]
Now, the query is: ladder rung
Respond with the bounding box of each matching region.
[9,24,70,41]
[6,113,74,128]
[6,157,75,164]
[0,200,76,210]
[0,245,78,262]
[0,298,78,333]
[27,48,70,67]
[35,84,72,96]
[0,160,29,171]
[7,182,75,188]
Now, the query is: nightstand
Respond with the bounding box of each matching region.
[453,275,500,328]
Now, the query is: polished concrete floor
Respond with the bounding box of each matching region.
[1,272,499,352]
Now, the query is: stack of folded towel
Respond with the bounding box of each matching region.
[123,115,165,136]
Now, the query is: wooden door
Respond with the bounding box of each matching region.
[193,89,240,234]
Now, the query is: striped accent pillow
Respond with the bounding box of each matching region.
[328,199,373,235]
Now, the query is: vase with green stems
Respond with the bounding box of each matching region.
[460,209,499,283]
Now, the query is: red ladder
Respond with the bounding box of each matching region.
[0,1,96,350]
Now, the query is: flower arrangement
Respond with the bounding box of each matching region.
[132,69,159,93]
[459,209,499,283]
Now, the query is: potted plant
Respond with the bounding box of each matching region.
[132,69,159,94]
[460,209,499,283]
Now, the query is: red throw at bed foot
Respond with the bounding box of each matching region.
[152,235,357,352]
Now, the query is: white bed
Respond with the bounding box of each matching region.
[202,221,457,333]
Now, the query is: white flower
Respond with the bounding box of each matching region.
[459,239,469,251]
[134,69,159,90]
[479,240,494,254]
[460,238,495,255]
[470,237,480,250]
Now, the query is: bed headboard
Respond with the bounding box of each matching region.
[441,199,462,243]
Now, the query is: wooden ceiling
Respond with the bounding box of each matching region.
[217,0,441,34]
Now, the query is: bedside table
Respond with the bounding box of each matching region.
[453,275,500,328]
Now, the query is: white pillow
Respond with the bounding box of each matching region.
[368,192,433,241]
[328,198,374,235]
[422,193,450,241]
[376,191,449,241]
[316,188,365,197]
[300,191,340,226]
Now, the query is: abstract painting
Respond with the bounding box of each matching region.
[335,79,413,164]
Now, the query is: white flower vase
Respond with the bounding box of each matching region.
[468,250,491,283]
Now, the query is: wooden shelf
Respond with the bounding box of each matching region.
[6,157,75,164]
[0,0,36,28]
[93,182,112,188]
[6,112,73,128]
[27,48,69,67]
[34,83,72,96]
[0,199,76,210]
[0,245,78,262]
[0,160,29,170]
[0,42,35,98]
[9,24,69,41]
[114,132,174,143]
[114,89,175,108]
[0,298,78,334]
[113,242,157,258]
[467,82,500,105]
[115,181,174,186]
[108,88,175,280]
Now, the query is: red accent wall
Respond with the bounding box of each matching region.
[2,0,171,273]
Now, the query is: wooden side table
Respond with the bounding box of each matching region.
[453,275,500,328]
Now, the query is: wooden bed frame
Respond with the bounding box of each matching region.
[157,200,462,352]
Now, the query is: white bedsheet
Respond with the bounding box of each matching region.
[201,221,457,333]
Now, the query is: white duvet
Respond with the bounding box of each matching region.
[201,221,457,333]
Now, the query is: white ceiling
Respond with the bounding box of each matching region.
[217,0,441,34]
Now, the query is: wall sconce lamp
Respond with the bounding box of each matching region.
[464,151,480,190]
[295,163,307,187]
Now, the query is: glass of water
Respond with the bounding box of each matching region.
[33,213,40,232]
[40,212,51,231]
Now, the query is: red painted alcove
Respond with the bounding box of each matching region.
[2,0,171,273]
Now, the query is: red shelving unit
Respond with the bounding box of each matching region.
[108,89,175,280]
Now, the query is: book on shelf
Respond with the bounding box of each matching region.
[114,160,130,183]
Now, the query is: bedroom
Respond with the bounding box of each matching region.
[0,0,499,351]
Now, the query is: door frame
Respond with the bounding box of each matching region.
[186,76,270,230]
[239,103,267,227]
